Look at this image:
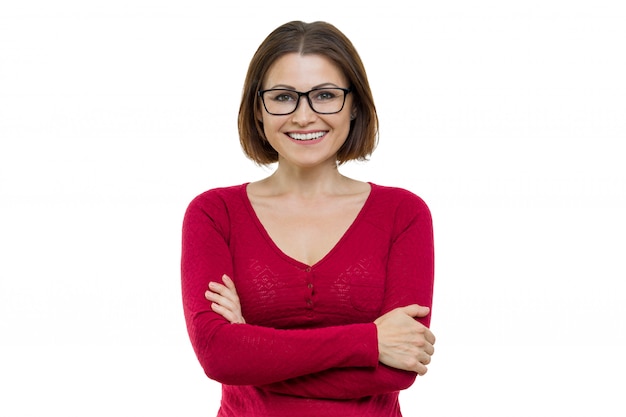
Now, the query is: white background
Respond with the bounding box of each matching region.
[1,1,625,415]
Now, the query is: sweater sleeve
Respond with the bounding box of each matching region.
[181,191,380,386]
[259,191,435,399]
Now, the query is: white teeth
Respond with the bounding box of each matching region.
[288,131,326,141]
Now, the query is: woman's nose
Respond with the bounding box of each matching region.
[291,96,317,125]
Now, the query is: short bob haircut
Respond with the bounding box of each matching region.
[238,21,379,165]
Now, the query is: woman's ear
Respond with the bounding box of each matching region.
[350,108,357,120]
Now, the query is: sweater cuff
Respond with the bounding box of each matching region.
[350,322,380,368]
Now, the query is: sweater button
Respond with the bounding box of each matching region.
[307,283,313,289]
[305,267,312,272]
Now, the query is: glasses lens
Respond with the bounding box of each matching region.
[263,90,299,115]
[308,89,346,114]
[262,88,347,115]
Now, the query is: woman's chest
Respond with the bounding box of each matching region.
[248,193,369,267]
[232,253,389,328]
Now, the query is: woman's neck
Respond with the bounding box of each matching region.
[253,161,359,199]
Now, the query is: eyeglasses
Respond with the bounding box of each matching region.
[258,87,351,116]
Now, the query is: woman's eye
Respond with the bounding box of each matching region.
[273,93,296,102]
[315,91,336,101]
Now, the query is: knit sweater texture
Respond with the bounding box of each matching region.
[181,183,434,417]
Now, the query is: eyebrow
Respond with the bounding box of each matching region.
[266,82,342,90]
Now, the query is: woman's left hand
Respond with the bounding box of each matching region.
[205,274,246,324]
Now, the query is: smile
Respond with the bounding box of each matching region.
[287,131,328,141]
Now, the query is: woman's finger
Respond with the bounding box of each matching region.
[205,290,237,311]
[209,279,240,302]
[222,274,238,293]
[210,302,238,323]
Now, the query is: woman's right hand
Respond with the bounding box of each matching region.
[374,305,436,375]
[205,274,246,324]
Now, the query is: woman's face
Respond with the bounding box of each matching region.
[258,53,354,169]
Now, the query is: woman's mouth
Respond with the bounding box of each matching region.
[287,131,328,141]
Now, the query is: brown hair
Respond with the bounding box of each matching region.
[238,21,379,165]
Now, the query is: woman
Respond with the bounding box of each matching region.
[181,20,435,417]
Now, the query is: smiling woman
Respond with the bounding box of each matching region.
[181,20,436,417]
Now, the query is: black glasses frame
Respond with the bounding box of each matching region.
[258,87,352,116]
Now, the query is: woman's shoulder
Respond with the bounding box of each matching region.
[367,183,433,233]
[185,183,248,212]
[369,183,430,211]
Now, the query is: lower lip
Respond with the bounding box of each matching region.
[287,133,327,145]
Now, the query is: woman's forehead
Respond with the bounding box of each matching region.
[263,53,348,89]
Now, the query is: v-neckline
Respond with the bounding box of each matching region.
[241,182,375,269]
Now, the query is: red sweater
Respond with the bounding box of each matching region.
[181,183,434,417]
